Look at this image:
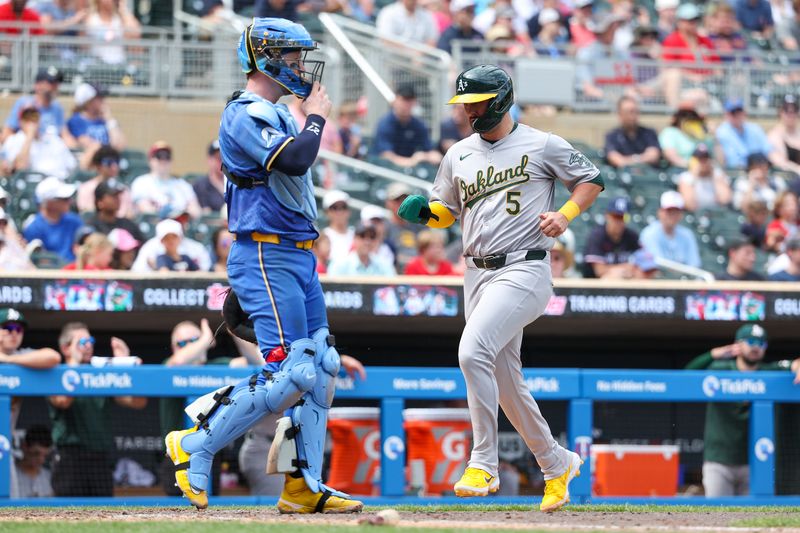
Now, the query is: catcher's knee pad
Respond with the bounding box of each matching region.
[288,328,348,496]
[181,338,317,491]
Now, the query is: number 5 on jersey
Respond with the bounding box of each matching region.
[506,191,521,215]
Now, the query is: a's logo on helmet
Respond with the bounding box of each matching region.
[458,78,467,92]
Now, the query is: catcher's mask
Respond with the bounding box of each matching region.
[448,64,514,134]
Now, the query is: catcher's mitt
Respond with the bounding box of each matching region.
[222,288,257,344]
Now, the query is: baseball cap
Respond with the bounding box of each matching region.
[354,224,378,238]
[360,204,387,224]
[74,82,107,107]
[395,82,417,100]
[322,190,350,210]
[450,0,476,12]
[676,3,701,20]
[35,176,77,204]
[35,66,63,84]
[589,13,624,34]
[149,141,172,159]
[786,235,800,250]
[746,152,770,169]
[386,182,412,200]
[108,228,140,252]
[538,7,560,25]
[781,94,798,113]
[724,98,745,113]
[631,249,658,272]
[575,0,594,8]
[692,144,711,158]
[0,308,27,327]
[735,323,768,344]
[660,190,685,210]
[156,219,184,241]
[94,179,126,201]
[606,196,630,215]
[208,139,221,156]
[656,0,679,9]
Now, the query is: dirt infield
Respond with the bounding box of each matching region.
[1,506,799,532]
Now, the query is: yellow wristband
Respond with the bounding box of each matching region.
[558,200,580,222]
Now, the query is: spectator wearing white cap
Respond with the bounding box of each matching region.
[321,190,355,265]
[376,0,439,47]
[640,190,701,268]
[361,204,396,267]
[130,141,202,220]
[22,177,83,262]
[0,209,34,272]
[436,0,483,54]
[1,104,76,179]
[654,0,679,41]
[67,82,126,155]
[532,7,569,57]
[155,219,200,272]
[566,0,596,49]
[131,218,211,272]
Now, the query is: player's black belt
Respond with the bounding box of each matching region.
[471,249,547,270]
[222,163,265,189]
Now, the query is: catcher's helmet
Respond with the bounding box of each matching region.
[448,64,514,133]
[237,17,324,99]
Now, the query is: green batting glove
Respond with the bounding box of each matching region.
[397,195,433,224]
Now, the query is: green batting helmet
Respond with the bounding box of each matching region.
[448,64,514,133]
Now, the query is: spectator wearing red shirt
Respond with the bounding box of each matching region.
[63,233,114,271]
[0,0,44,34]
[404,230,456,276]
[662,4,719,64]
[765,191,798,253]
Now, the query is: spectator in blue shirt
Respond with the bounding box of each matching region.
[640,190,701,268]
[67,83,126,153]
[22,177,84,262]
[371,83,442,168]
[735,0,774,38]
[437,0,483,54]
[604,95,662,168]
[715,98,773,169]
[768,236,800,281]
[328,224,397,276]
[191,139,225,213]
[2,67,70,145]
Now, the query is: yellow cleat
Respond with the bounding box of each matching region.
[165,427,208,510]
[453,467,500,497]
[540,452,583,513]
[277,474,364,514]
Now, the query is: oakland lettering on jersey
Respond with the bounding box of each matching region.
[460,154,530,208]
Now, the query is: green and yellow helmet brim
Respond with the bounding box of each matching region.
[448,93,498,105]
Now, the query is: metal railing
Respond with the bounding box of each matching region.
[318,13,451,140]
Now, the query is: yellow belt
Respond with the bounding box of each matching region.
[235,232,314,250]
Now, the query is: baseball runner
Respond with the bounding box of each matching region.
[397,65,603,512]
[165,17,362,514]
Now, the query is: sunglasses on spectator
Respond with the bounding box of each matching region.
[744,338,767,349]
[153,150,172,161]
[328,203,349,211]
[177,336,200,348]
[2,323,24,334]
[78,336,95,347]
[101,158,120,166]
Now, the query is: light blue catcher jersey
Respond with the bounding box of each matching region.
[220,91,318,241]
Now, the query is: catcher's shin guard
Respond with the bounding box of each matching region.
[286,328,348,497]
[180,337,317,492]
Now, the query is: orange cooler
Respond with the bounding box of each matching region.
[404,408,471,495]
[327,407,380,495]
[592,444,679,496]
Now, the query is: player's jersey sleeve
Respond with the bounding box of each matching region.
[430,150,461,218]
[230,101,294,171]
[541,133,602,192]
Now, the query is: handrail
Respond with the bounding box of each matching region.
[654,257,716,282]
[313,186,393,218]
[317,150,433,192]
[317,13,395,104]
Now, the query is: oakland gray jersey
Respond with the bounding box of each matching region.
[431,124,600,257]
